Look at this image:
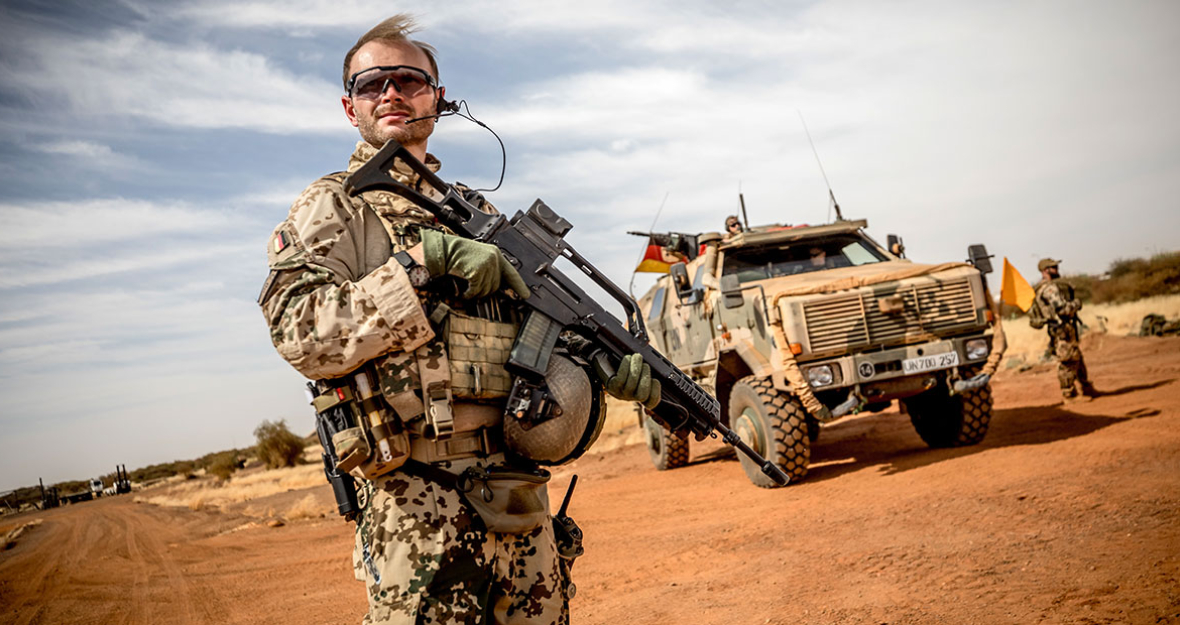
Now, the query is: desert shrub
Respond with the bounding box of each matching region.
[1011,251,1180,313]
[254,419,304,469]
[1062,251,1180,305]
[129,460,196,484]
[205,452,243,481]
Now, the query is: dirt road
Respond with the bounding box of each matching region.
[3,335,1178,624]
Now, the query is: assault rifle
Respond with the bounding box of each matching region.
[345,140,788,486]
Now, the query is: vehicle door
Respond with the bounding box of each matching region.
[666,256,717,369]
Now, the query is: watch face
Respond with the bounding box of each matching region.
[408,265,432,288]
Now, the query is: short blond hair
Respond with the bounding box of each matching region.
[342,14,440,90]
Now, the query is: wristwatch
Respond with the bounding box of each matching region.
[394,251,432,288]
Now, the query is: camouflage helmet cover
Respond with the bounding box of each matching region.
[1038,258,1061,272]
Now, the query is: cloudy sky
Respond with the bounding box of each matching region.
[1,0,1177,491]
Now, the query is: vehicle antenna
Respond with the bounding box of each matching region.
[629,191,670,298]
[798,110,843,223]
[738,181,750,229]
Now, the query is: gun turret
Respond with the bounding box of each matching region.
[627,231,701,261]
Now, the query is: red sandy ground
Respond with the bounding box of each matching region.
[2,335,1177,624]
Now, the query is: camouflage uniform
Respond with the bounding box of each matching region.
[1033,279,1094,398]
[260,141,569,624]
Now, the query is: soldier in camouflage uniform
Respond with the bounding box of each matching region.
[1033,258,1098,402]
[258,15,657,625]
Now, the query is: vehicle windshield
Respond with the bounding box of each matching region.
[722,235,888,283]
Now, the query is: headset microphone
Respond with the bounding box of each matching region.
[405,97,460,125]
[402,97,507,194]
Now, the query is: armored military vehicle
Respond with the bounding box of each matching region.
[635,219,1003,487]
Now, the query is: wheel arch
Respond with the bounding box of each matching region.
[715,349,761,425]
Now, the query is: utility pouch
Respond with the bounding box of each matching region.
[457,465,551,534]
[445,311,519,400]
[331,427,370,474]
[317,370,411,480]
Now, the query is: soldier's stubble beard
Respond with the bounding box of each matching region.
[357,104,435,152]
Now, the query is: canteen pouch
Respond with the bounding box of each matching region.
[457,465,551,534]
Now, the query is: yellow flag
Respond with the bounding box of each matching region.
[1000,257,1035,312]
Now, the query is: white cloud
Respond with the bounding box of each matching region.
[0,199,243,251]
[4,30,345,134]
[38,141,116,158]
[26,140,144,171]
[0,241,256,289]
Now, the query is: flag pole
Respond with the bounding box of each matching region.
[629,192,670,298]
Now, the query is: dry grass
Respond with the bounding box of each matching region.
[1002,294,1180,366]
[138,464,324,513]
[285,494,328,521]
[3,519,42,550]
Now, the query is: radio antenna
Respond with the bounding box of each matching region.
[798,110,844,223]
[629,191,670,298]
[738,181,749,229]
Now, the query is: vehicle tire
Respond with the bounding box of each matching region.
[903,374,992,448]
[728,376,809,488]
[644,414,689,470]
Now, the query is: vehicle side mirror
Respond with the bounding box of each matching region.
[887,234,906,258]
[967,244,993,274]
[720,274,745,309]
[670,263,698,303]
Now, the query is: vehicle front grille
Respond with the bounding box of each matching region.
[802,278,978,353]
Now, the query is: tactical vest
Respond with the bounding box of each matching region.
[323,171,519,438]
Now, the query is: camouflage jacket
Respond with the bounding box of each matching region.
[258,141,452,381]
[1034,279,1082,324]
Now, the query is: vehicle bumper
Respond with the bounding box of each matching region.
[800,334,992,402]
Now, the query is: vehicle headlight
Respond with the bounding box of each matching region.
[806,365,834,387]
[965,338,990,360]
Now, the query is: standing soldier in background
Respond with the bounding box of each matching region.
[257,15,657,624]
[1032,258,1098,402]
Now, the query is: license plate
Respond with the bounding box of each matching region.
[902,351,960,374]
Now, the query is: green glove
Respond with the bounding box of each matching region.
[421,230,531,299]
[601,353,661,410]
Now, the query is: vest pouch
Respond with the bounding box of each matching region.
[349,368,411,480]
[445,311,519,400]
[350,426,411,481]
[331,427,370,474]
[458,465,550,533]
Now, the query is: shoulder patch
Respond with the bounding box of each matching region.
[267,222,309,270]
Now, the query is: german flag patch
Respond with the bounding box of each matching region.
[273,230,288,253]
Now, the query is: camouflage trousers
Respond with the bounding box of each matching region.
[353,454,570,625]
[1050,325,1091,398]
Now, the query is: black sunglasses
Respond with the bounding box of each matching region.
[346,65,437,101]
